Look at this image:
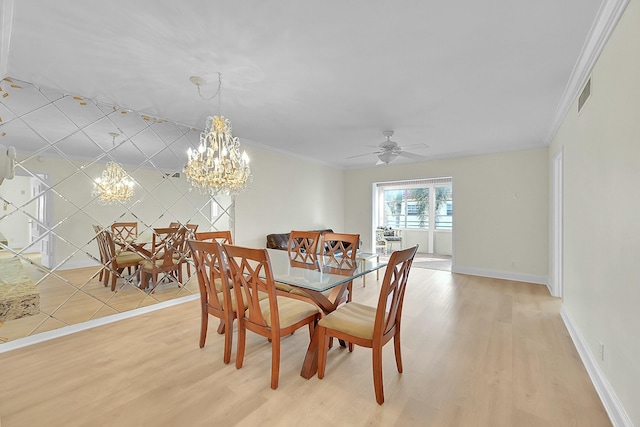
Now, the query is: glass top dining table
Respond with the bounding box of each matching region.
[264,248,388,379]
[265,248,388,293]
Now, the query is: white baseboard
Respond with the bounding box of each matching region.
[0,294,199,353]
[560,305,633,427]
[452,265,547,285]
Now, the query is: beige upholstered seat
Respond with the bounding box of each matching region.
[317,245,419,405]
[257,296,320,328]
[315,302,379,339]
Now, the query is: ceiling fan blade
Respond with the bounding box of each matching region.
[375,158,386,166]
[346,151,379,159]
[398,151,426,160]
[400,143,429,150]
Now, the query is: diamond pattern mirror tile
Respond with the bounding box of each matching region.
[0,78,233,343]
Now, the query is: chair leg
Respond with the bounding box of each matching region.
[235,318,246,370]
[372,346,385,405]
[111,270,118,291]
[151,270,158,291]
[347,281,354,352]
[308,320,315,340]
[103,269,110,287]
[270,333,281,389]
[222,314,234,365]
[140,270,147,290]
[394,332,403,373]
[217,319,226,334]
[199,307,208,348]
[317,327,329,379]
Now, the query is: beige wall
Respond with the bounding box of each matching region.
[550,1,640,424]
[233,144,345,248]
[344,148,549,283]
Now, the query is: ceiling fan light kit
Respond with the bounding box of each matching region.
[378,151,398,164]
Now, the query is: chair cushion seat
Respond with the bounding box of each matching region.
[116,252,145,264]
[219,290,268,312]
[275,281,294,293]
[254,296,318,328]
[213,277,233,292]
[318,302,379,340]
[139,258,179,269]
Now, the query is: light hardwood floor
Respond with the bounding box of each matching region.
[0,268,611,426]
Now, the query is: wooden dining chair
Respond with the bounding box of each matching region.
[139,227,186,291]
[195,230,233,244]
[223,244,320,389]
[174,223,199,278]
[321,232,360,303]
[102,229,145,291]
[275,230,321,294]
[316,245,419,404]
[188,240,238,363]
[193,230,234,291]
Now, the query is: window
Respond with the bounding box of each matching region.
[377,178,453,231]
[383,188,429,229]
[435,187,453,230]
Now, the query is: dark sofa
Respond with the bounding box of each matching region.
[266,229,334,250]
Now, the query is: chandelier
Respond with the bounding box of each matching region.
[93,162,135,204]
[92,133,135,204]
[184,74,252,196]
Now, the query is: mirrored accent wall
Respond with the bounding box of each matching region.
[0,78,233,342]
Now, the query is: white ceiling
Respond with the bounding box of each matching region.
[2,0,605,169]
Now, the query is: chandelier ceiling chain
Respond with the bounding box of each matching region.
[184,73,252,196]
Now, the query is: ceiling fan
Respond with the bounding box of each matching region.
[347,131,429,165]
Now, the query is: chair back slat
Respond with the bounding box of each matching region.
[320,232,360,274]
[288,230,320,269]
[224,245,279,330]
[93,225,109,263]
[188,240,230,314]
[374,245,419,340]
[152,227,186,266]
[111,222,138,243]
[195,230,233,244]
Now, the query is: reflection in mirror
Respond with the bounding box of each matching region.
[0,78,233,343]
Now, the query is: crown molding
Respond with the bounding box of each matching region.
[545,0,630,145]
